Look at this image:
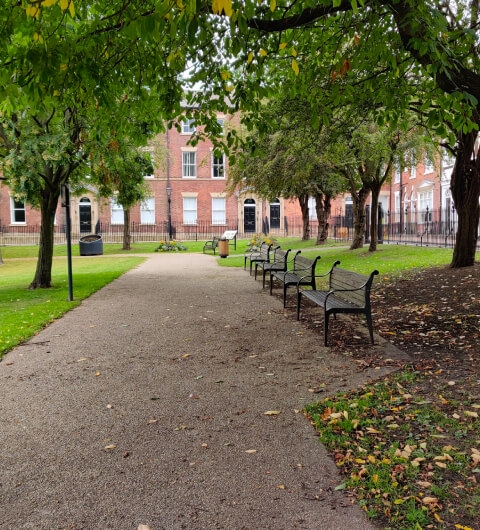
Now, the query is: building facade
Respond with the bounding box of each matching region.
[0,121,468,245]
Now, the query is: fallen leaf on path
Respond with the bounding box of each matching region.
[104,444,116,451]
[245,449,257,454]
[264,410,281,416]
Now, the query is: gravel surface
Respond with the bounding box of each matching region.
[0,253,410,530]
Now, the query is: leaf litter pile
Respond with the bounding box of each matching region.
[300,264,480,530]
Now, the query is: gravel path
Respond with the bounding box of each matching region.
[0,253,408,529]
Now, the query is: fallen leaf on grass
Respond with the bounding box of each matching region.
[422,496,439,504]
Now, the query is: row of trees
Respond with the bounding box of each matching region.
[0,0,479,292]
[228,95,437,252]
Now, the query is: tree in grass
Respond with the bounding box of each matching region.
[180,0,480,267]
[0,1,173,287]
[93,138,154,251]
[228,97,345,242]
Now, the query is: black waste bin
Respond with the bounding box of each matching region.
[79,234,103,256]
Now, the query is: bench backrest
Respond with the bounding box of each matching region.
[329,268,379,308]
[273,248,290,262]
[291,254,321,278]
[260,243,274,259]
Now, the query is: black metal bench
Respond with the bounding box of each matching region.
[244,242,273,275]
[203,236,220,254]
[270,254,321,307]
[255,248,299,288]
[296,262,379,345]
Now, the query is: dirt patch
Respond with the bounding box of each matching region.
[298,262,480,408]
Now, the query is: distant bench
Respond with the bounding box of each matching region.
[296,261,379,346]
[203,230,238,255]
[203,236,220,254]
[270,254,321,307]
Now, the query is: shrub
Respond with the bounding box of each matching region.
[246,233,277,250]
[154,240,188,252]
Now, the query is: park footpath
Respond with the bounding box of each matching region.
[0,253,409,530]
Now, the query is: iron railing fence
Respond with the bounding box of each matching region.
[0,207,478,250]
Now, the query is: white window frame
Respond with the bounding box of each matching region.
[424,156,434,174]
[10,197,26,224]
[111,199,124,225]
[183,197,197,225]
[182,151,197,178]
[217,118,224,135]
[212,152,225,179]
[212,197,226,225]
[394,163,401,183]
[181,119,195,134]
[308,196,317,220]
[141,197,155,225]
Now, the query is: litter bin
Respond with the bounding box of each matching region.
[218,238,229,258]
[79,234,103,256]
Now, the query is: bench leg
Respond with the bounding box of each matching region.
[244,257,247,270]
[283,284,288,307]
[324,312,330,346]
[296,291,302,320]
[366,312,375,344]
[262,270,268,289]
[269,275,274,295]
[254,264,259,280]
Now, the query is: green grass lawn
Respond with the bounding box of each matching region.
[0,240,454,359]
[220,241,454,278]
[0,255,144,356]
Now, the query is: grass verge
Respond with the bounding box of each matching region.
[0,256,144,357]
[305,368,480,530]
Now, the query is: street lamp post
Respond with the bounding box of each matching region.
[166,185,172,240]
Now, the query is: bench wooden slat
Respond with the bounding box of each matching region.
[296,262,379,346]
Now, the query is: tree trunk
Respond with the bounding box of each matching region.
[298,194,310,240]
[368,183,381,252]
[29,189,60,289]
[350,186,370,250]
[314,193,332,244]
[123,209,131,250]
[450,130,480,268]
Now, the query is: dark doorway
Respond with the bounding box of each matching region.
[270,199,280,229]
[79,197,92,233]
[244,199,256,233]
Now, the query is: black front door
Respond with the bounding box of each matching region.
[270,202,280,229]
[79,198,92,233]
[244,200,256,232]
